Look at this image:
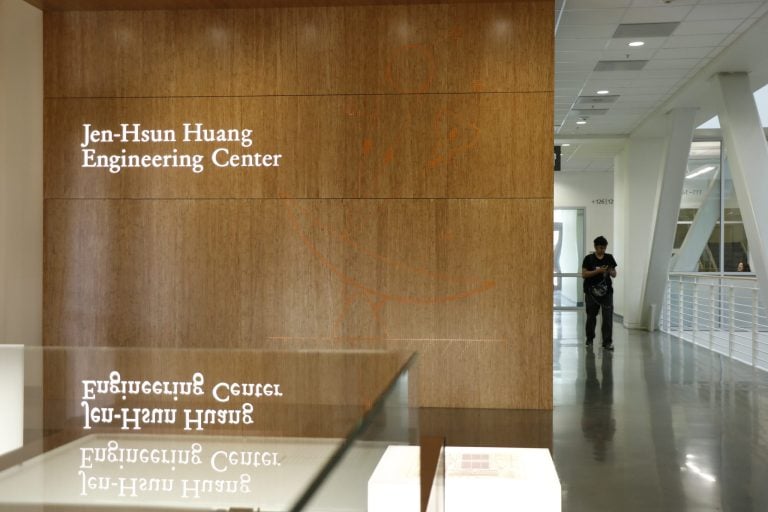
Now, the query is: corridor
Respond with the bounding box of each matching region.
[553,311,768,512]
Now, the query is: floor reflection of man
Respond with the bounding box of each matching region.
[581,348,616,461]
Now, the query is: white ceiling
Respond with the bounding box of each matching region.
[554,0,768,172]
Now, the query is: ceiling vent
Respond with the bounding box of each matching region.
[575,95,619,106]
[613,22,679,38]
[594,60,647,71]
[572,108,609,116]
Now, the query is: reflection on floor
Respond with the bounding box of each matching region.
[421,311,768,512]
[554,290,582,309]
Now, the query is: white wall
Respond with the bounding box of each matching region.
[0,0,42,346]
[554,171,614,250]
[554,171,615,309]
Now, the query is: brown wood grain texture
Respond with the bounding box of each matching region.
[28,0,553,12]
[44,94,552,199]
[44,3,553,97]
[44,198,552,408]
[418,408,552,449]
[43,1,554,409]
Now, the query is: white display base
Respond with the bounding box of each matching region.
[367,445,420,512]
[368,446,561,512]
[0,345,24,457]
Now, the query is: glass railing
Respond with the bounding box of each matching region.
[0,345,420,511]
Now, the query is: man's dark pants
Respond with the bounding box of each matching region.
[585,292,613,346]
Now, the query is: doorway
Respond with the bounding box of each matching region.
[554,208,585,310]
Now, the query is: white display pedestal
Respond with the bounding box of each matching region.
[0,345,24,457]
[368,445,561,512]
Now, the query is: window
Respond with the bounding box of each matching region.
[673,140,751,273]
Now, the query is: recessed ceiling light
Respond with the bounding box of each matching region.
[628,41,645,47]
[596,90,610,95]
[576,120,587,125]
[561,143,571,147]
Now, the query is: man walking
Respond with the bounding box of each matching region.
[582,236,618,350]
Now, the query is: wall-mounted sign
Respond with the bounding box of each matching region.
[80,123,282,174]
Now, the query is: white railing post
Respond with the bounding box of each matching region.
[709,284,715,352]
[693,281,699,345]
[661,275,672,332]
[678,280,684,339]
[728,286,735,359]
[752,287,759,367]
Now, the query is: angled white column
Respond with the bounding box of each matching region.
[641,108,698,330]
[714,72,768,308]
[671,175,722,271]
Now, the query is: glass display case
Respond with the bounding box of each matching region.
[0,345,422,511]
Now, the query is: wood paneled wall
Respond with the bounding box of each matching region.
[43,1,554,409]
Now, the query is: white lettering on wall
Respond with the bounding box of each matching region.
[79,122,281,174]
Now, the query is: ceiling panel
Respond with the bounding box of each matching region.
[620,6,694,23]
[556,72,594,83]
[560,9,626,25]
[643,68,692,78]
[664,34,729,47]
[629,76,688,90]
[600,49,657,60]
[653,46,715,59]
[687,3,762,20]
[630,0,698,6]
[698,0,761,4]
[719,33,743,47]
[556,24,619,38]
[556,39,611,51]
[674,19,745,34]
[752,3,768,17]
[567,0,632,8]
[644,58,703,69]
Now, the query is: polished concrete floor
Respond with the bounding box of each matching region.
[552,310,768,512]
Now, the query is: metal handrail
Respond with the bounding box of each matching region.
[662,272,767,372]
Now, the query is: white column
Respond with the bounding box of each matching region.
[714,72,768,308]
[642,108,698,330]
[614,137,667,328]
[0,0,42,346]
[613,148,628,318]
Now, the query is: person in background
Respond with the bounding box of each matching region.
[582,236,618,350]
[737,261,751,272]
